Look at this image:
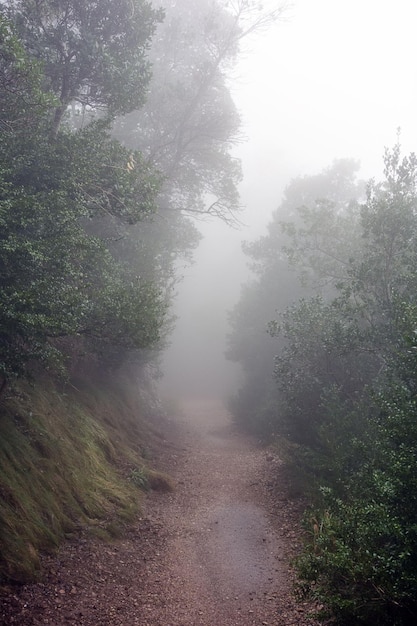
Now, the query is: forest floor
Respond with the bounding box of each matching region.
[0,398,321,626]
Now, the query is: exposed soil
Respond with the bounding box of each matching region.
[0,398,320,626]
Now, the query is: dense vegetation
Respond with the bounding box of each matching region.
[0,0,165,386]
[0,0,281,582]
[228,146,417,624]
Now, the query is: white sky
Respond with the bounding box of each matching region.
[161,0,417,397]
[233,0,417,234]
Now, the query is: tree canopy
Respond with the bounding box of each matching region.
[0,8,165,387]
[3,0,164,134]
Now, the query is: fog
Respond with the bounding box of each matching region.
[161,0,417,399]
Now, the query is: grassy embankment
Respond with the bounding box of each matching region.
[0,374,172,583]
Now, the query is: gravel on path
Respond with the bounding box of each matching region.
[0,398,320,626]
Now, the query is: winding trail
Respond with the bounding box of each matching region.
[0,398,318,626]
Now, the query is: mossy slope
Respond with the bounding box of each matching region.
[0,376,161,582]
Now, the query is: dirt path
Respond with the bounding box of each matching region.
[0,398,319,626]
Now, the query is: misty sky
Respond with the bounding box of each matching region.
[161,0,417,398]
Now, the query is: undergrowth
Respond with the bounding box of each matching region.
[0,374,169,583]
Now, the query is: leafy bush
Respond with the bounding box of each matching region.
[297,483,417,625]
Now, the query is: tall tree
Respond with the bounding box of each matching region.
[0,12,165,389]
[113,0,284,222]
[282,147,417,625]
[227,159,364,434]
[3,0,163,134]
[109,1,287,376]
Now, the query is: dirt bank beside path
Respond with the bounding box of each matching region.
[1,398,319,626]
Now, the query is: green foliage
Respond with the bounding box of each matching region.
[129,466,150,491]
[227,159,364,435]
[0,13,166,383]
[297,389,417,624]
[112,0,245,222]
[0,13,56,129]
[0,129,165,379]
[282,149,417,625]
[229,147,417,624]
[270,296,376,448]
[4,0,164,132]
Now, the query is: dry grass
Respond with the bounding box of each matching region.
[0,375,163,583]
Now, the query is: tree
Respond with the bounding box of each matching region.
[113,0,284,223]
[267,146,417,625]
[0,14,165,389]
[226,159,364,434]
[3,0,163,134]
[0,12,55,132]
